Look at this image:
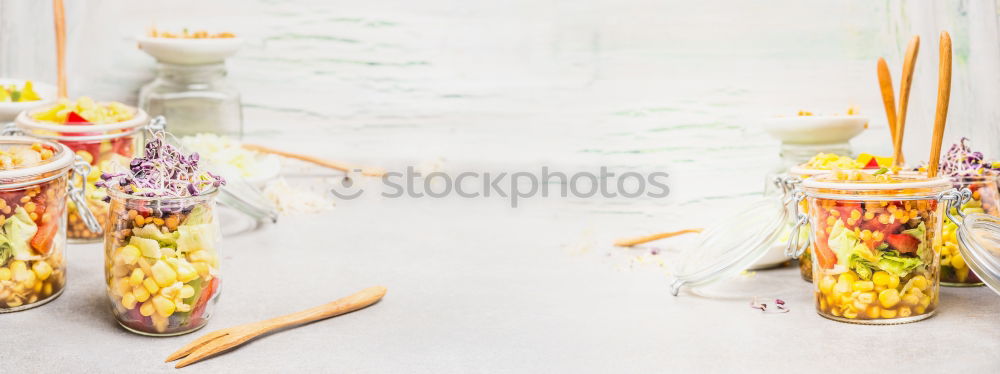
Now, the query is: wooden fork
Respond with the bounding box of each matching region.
[166,286,387,368]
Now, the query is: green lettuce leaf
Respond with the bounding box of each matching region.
[133,223,179,247]
[4,207,37,260]
[877,250,923,277]
[182,205,211,226]
[849,253,878,280]
[176,224,217,254]
[828,220,859,268]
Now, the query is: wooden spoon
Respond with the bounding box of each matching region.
[614,228,702,247]
[927,31,953,178]
[52,0,68,99]
[166,286,387,368]
[242,143,386,177]
[876,57,902,164]
[893,36,920,169]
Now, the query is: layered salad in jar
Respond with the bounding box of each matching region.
[806,171,943,323]
[0,143,67,310]
[937,138,1000,286]
[28,97,140,241]
[101,132,225,335]
[791,153,893,281]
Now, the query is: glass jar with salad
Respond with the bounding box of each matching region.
[14,97,151,242]
[937,138,1000,286]
[101,131,224,335]
[0,136,100,312]
[788,171,949,324]
[783,153,893,282]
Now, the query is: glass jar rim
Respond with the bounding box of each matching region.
[0,136,75,184]
[14,105,149,140]
[106,184,220,202]
[802,174,950,193]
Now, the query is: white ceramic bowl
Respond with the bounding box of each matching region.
[761,115,867,144]
[0,79,57,122]
[136,36,243,65]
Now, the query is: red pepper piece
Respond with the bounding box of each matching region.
[863,157,880,169]
[886,233,920,253]
[30,220,59,255]
[65,111,89,124]
[813,237,838,269]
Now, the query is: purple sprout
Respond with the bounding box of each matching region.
[940,138,1000,177]
[101,130,226,198]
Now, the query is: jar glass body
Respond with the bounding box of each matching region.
[803,177,948,324]
[941,175,1000,286]
[0,169,70,312]
[104,190,222,336]
[139,63,242,139]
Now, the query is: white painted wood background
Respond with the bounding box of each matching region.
[1,0,999,203]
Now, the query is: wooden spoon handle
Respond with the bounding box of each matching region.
[256,286,387,334]
[928,32,953,178]
[876,58,901,164]
[894,36,920,168]
[242,143,386,177]
[614,229,702,247]
[52,0,67,99]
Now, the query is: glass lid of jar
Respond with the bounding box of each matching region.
[956,212,1000,296]
[670,194,790,296]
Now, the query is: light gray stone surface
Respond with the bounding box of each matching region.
[4,194,1000,373]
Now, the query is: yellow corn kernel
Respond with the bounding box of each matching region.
[175,261,199,283]
[951,254,966,270]
[129,268,144,286]
[910,275,929,291]
[139,301,156,317]
[43,282,52,296]
[871,271,889,287]
[902,294,919,306]
[150,261,177,287]
[119,245,141,265]
[898,306,912,317]
[853,300,869,311]
[843,308,858,319]
[32,280,43,293]
[151,313,168,333]
[888,274,900,289]
[31,261,52,281]
[133,285,150,302]
[115,278,131,297]
[152,295,176,317]
[850,209,861,221]
[192,262,211,278]
[919,295,931,308]
[880,308,898,318]
[827,215,837,225]
[830,308,841,317]
[879,289,900,308]
[878,214,891,225]
[864,211,875,220]
[852,281,874,292]
[833,280,851,295]
[866,306,881,319]
[175,301,192,313]
[142,277,160,294]
[188,250,210,263]
[161,282,183,299]
[10,260,26,273]
[0,267,11,281]
[819,275,836,295]
[819,297,828,311]
[915,305,927,315]
[839,272,858,284]
[179,285,195,299]
[857,292,876,305]
[121,291,137,309]
[887,205,897,213]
